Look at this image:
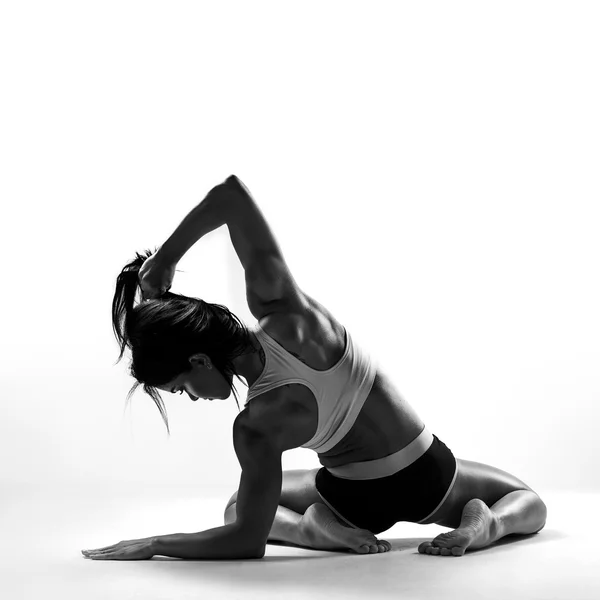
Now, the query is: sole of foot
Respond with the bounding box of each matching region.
[301,502,391,555]
[418,498,499,557]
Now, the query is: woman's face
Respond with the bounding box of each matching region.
[158,354,231,402]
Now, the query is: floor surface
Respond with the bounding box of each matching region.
[1,485,597,600]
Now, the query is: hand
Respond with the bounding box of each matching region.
[138,250,176,300]
[82,537,156,560]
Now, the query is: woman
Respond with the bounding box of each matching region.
[85,175,546,561]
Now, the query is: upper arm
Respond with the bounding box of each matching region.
[230,392,313,555]
[223,176,307,320]
[231,411,283,556]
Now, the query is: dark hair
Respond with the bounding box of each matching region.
[111,248,254,436]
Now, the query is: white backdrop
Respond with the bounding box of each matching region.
[1,1,598,497]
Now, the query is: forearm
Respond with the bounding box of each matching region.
[157,184,235,265]
[152,523,263,560]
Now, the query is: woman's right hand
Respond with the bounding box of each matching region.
[138,250,176,300]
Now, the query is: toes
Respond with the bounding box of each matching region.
[419,539,467,557]
[418,541,432,554]
[419,541,443,555]
[358,540,392,554]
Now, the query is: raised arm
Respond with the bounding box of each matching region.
[158,175,307,320]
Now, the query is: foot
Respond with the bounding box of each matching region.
[418,498,500,557]
[300,502,392,555]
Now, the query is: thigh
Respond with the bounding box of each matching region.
[226,468,322,515]
[428,458,535,529]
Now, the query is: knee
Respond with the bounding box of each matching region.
[532,491,548,531]
[225,490,238,511]
[224,502,237,525]
[223,491,238,525]
[538,497,548,530]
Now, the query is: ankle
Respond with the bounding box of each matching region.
[489,511,504,542]
[297,512,316,547]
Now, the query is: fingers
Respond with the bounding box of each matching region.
[82,548,111,557]
[82,550,102,559]
[141,285,171,301]
[82,541,120,558]
[83,548,117,559]
[86,544,116,553]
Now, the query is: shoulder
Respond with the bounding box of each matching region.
[258,313,304,346]
[258,297,346,364]
[233,387,313,452]
[258,296,319,345]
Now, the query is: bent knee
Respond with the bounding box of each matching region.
[522,489,547,533]
[536,493,548,528]
[225,490,238,511]
[224,501,237,525]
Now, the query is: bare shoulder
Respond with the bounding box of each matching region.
[234,387,315,452]
[260,289,346,351]
[237,291,345,452]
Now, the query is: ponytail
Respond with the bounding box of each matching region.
[111,248,253,436]
[111,248,158,364]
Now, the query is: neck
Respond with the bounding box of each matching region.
[232,332,264,388]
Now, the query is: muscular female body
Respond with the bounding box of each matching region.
[94,175,546,561]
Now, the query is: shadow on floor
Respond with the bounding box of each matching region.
[151,529,562,564]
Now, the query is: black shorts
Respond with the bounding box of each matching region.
[315,434,458,534]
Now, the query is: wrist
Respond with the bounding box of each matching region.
[155,242,180,268]
[150,536,161,556]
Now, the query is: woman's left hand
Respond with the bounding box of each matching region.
[138,250,176,300]
[82,537,156,560]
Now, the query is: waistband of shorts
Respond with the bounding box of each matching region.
[325,426,434,480]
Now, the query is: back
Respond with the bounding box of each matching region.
[242,293,425,466]
[247,319,376,453]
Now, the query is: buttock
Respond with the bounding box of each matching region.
[315,434,458,534]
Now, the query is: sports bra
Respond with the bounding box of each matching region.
[245,323,377,453]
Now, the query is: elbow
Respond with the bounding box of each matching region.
[239,543,265,559]
[246,540,267,559]
[230,523,267,559]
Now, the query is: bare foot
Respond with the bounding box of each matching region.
[300,503,392,555]
[418,498,500,557]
